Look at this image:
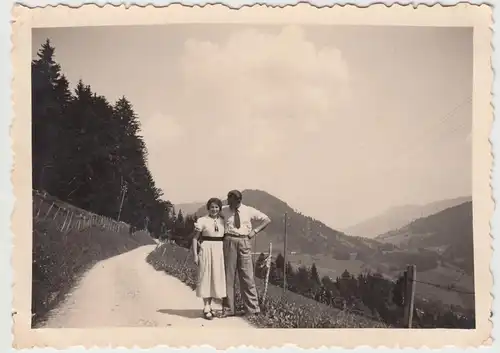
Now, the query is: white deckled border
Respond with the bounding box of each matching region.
[10,2,493,349]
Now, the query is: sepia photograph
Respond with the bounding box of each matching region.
[11,3,493,349]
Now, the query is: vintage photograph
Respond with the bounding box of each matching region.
[11,3,493,349]
[30,22,476,329]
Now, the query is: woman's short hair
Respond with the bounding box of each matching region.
[206,197,223,211]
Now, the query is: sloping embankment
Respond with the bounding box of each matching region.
[32,192,155,327]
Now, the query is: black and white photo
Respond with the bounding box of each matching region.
[11,3,493,349]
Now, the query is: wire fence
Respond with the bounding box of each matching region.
[412,278,475,295]
[33,190,131,235]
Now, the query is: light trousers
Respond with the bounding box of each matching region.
[222,235,260,314]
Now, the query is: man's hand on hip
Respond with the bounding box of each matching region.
[248,230,257,239]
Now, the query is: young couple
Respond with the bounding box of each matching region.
[192,189,271,320]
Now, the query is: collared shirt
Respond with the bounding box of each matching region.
[221,204,270,236]
[194,216,225,238]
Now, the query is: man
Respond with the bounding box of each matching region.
[221,189,271,317]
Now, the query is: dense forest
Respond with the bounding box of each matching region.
[32,39,172,234]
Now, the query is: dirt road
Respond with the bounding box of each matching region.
[42,245,253,328]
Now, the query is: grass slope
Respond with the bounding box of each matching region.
[146,242,388,328]
[32,193,155,327]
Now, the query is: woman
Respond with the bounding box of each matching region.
[192,198,227,320]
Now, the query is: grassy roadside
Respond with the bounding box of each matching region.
[146,242,388,328]
[32,203,154,327]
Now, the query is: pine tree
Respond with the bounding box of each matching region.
[173,210,186,239]
[310,263,321,286]
[31,39,72,194]
[285,261,296,290]
[341,269,351,279]
[32,39,170,233]
[295,265,312,296]
[176,210,185,225]
[275,253,285,272]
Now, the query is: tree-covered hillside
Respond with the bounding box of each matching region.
[32,39,172,234]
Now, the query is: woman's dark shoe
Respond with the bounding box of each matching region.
[203,310,214,320]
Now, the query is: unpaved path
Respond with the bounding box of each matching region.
[42,245,253,328]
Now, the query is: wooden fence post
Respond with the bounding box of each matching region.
[52,206,60,220]
[403,264,416,328]
[283,212,288,294]
[66,211,73,232]
[60,211,70,232]
[35,198,44,218]
[44,203,54,220]
[262,242,272,303]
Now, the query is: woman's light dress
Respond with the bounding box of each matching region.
[194,216,227,299]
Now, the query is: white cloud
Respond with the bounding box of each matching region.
[175,25,351,161]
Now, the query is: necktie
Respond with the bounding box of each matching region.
[234,208,241,229]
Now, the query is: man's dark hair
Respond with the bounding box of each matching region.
[227,189,242,201]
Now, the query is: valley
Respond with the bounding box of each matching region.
[178,189,475,310]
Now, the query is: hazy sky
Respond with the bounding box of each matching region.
[32,24,472,230]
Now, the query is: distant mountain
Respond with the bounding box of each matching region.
[174,202,205,216]
[191,190,475,307]
[343,196,472,239]
[192,190,474,309]
[376,201,474,275]
[194,189,381,260]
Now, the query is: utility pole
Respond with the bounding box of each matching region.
[403,264,417,328]
[117,181,127,222]
[283,212,288,295]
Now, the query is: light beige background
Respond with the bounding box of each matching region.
[11,3,493,349]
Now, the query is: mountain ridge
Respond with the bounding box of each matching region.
[193,189,381,258]
[174,201,205,216]
[343,196,472,239]
[376,200,474,274]
[190,190,474,308]
[192,190,473,275]
[189,189,474,308]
